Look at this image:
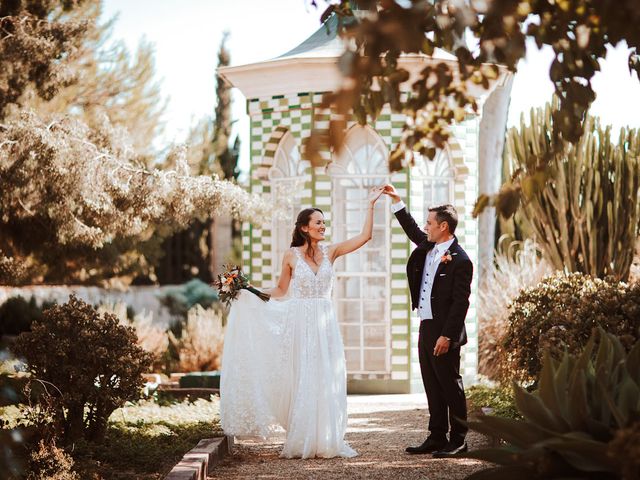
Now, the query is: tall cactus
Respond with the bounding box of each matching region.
[505,100,640,281]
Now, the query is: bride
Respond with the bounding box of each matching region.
[220,186,384,459]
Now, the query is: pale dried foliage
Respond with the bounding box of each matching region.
[97,302,168,361]
[478,238,554,380]
[169,305,224,373]
[0,112,274,251]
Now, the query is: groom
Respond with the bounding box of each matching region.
[383,184,472,457]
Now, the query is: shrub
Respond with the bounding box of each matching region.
[466,329,640,479]
[167,305,224,373]
[11,295,152,442]
[160,279,219,319]
[501,272,640,383]
[98,302,169,371]
[478,238,553,380]
[466,384,520,420]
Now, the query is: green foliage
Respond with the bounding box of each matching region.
[0,297,40,337]
[466,385,521,420]
[501,272,640,383]
[466,329,640,480]
[73,421,217,478]
[10,295,152,443]
[505,101,640,281]
[160,279,219,319]
[0,297,56,337]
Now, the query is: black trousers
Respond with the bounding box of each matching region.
[418,318,468,442]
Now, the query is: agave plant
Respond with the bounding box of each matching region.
[465,328,640,479]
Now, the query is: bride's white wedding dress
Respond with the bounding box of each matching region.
[220,244,357,459]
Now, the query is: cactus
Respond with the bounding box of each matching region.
[505,99,640,281]
[465,328,640,479]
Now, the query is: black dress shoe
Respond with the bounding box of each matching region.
[405,437,447,454]
[432,441,468,458]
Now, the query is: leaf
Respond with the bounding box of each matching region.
[537,350,567,426]
[388,147,404,172]
[566,367,589,430]
[496,184,521,218]
[543,436,615,473]
[328,118,347,154]
[302,132,325,168]
[472,194,491,217]
[625,340,640,384]
[467,416,548,448]
[421,38,434,56]
[513,384,565,432]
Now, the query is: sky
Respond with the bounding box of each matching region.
[102,0,640,174]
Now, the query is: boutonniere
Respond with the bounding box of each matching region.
[440,249,453,264]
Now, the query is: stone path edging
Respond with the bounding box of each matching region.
[164,436,234,480]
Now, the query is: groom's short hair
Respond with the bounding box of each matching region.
[429,204,458,234]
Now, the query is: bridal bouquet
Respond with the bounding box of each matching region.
[214,264,270,306]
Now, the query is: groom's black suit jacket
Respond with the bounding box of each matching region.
[394,206,472,347]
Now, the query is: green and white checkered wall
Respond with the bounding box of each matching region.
[242,91,479,392]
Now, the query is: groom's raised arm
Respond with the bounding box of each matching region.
[383,184,427,245]
[393,205,428,246]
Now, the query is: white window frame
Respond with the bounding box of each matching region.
[412,147,456,208]
[269,131,306,278]
[329,125,392,375]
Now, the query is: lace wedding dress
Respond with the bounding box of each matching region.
[220,244,357,459]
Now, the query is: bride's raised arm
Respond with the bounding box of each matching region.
[328,187,383,262]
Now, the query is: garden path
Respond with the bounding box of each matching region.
[208,394,492,480]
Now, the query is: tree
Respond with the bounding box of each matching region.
[0,0,88,118]
[308,0,640,217]
[0,113,271,285]
[0,3,272,286]
[24,0,167,159]
[154,33,242,284]
[212,32,242,267]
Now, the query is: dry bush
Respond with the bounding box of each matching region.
[26,440,79,480]
[168,305,224,372]
[98,302,168,368]
[11,295,152,442]
[478,238,553,380]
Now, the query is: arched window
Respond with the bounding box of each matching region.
[268,130,304,179]
[329,125,391,376]
[328,125,388,177]
[269,131,305,277]
[412,147,455,208]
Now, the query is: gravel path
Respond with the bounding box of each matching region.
[208,394,492,480]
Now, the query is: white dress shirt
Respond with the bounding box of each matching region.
[391,200,455,320]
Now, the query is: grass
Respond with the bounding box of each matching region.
[1,395,224,479]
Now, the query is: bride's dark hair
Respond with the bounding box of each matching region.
[291,208,324,261]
